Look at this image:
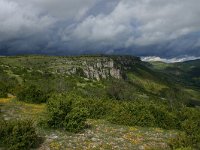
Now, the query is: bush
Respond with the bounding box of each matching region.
[108,100,177,129]
[168,133,194,150]
[0,82,8,98]
[178,107,200,149]
[0,90,7,98]
[167,107,200,149]
[0,119,39,150]
[46,94,88,133]
[64,107,88,132]
[76,98,114,119]
[17,85,48,103]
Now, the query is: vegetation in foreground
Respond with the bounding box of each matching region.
[0,119,40,150]
[0,98,177,150]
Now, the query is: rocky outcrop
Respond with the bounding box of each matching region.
[82,60,121,80]
[52,56,140,80]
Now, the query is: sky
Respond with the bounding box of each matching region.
[0,0,200,58]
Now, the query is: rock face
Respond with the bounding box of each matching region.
[51,56,141,80]
[82,60,121,80]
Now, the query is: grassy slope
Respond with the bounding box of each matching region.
[0,98,177,150]
[149,60,200,101]
[126,63,169,95]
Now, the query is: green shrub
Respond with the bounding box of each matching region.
[168,133,193,150]
[46,96,72,128]
[76,98,114,119]
[107,103,136,126]
[0,90,7,98]
[0,82,8,98]
[178,108,200,149]
[63,107,88,132]
[108,100,177,129]
[0,119,39,150]
[167,107,200,149]
[46,94,88,133]
[17,85,48,103]
[149,105,178,129]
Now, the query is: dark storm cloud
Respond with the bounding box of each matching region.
[0,0,200,57]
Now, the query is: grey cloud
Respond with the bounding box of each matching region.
[0,0,55,42]
[8,0,97,20]
[0,0,200,57]
[68,0,200,47]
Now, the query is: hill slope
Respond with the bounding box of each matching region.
[0,55,199,105]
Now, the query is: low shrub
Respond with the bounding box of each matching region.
[108,100,178,129]
[17,85,48,103]
[76,98,114,119]
[46,94,88,133]
[178,107,200,149]
[63,107,88,132]
[0,90,7,98]
[168,133,194,150]
[0,82,8,98]
[0,119,39,150]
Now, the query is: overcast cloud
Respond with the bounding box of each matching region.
[0,0,200,57]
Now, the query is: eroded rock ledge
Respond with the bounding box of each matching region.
[52,56,141,80]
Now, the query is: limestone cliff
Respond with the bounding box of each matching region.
[51,56,141,80]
